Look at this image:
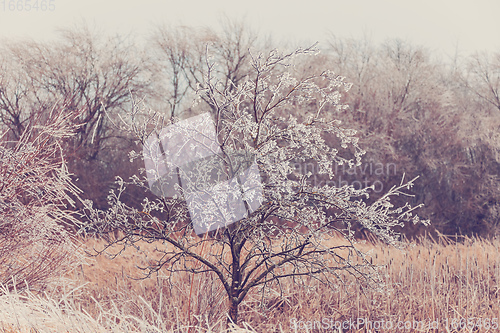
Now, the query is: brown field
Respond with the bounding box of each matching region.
[1,233,500,332]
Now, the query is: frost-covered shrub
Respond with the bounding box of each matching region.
[0,105,83,292]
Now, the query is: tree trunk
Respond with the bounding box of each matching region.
[228,297,239,326]
[228,241,242,326]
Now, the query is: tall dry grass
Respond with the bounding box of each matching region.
[1,234,500,332]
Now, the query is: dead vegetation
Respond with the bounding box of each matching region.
[2,234,498,332]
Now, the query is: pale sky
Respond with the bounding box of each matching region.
[0,0,499,58]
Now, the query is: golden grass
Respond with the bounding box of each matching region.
[2,234,500,332]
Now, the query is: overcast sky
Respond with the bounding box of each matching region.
[0,0,499,59]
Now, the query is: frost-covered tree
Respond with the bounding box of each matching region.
[80,45,429,325]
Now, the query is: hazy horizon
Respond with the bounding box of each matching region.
[0,0,499,59]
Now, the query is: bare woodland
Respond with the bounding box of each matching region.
[0,20,499,331]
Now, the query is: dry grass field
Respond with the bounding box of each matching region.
[1,233,500,332]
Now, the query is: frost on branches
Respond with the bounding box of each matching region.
[0,106,83,292]
[81,44,430,324]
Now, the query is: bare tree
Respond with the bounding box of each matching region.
[80,45,428,326]
[454,51,500,234]
[327,35,377,125]
[0,44,52,141]
[1,25,150,209]
[149,19,260,121]
[1,24,148,157]
[465,51,500,113]
[326,37,488,235]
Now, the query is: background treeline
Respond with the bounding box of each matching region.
[0,21,498,237]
